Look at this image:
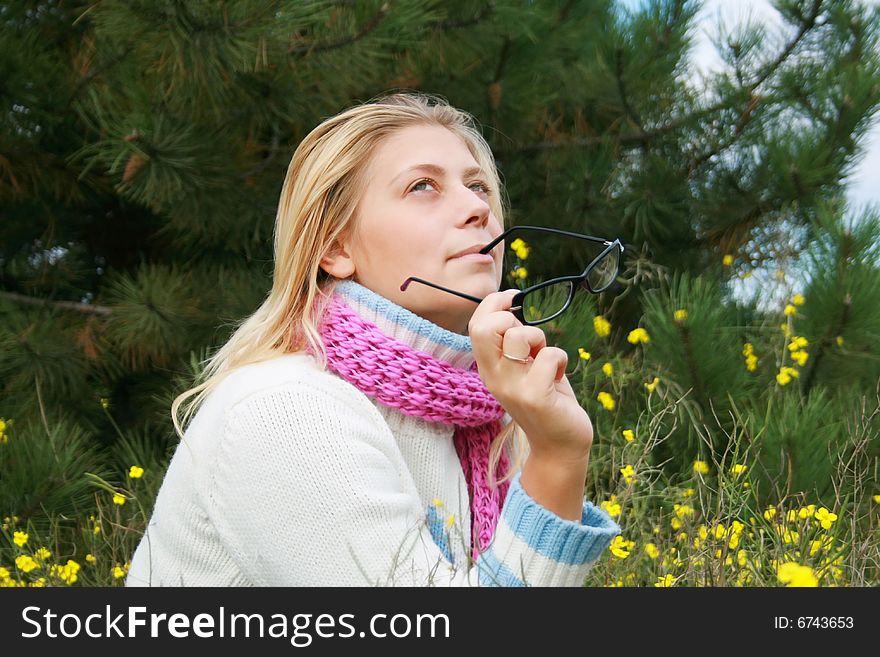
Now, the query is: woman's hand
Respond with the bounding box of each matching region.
[468,289,594,466]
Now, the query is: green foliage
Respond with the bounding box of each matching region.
[0,415,110,531]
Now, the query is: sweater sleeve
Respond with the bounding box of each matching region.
[206,380,620,586]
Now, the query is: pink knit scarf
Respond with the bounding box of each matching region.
[308,291,511,559]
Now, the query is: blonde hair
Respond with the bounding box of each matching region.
[171,90,527,485]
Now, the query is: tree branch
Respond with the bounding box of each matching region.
[0,290,112,316]
[615,47,645,133]
[288,2,391,56]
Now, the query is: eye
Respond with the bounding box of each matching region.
[409,178,438,193]
[470,180,492,195]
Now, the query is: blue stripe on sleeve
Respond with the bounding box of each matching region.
[500,471,622,565]
[475,548,528,587]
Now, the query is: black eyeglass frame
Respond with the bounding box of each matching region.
[400,225,625,327]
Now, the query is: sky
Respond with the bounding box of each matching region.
[675,0,879,211]
[616,0,879,308]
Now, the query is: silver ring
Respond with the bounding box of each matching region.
[502,352,532,364]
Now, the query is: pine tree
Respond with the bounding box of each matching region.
[1,0,879,585]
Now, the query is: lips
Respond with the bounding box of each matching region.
[449,243,490,259]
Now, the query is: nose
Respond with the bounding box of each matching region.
[456,183,491,229]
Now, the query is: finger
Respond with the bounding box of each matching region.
[470,311,521,367]
[530,346,569,384]
[468,290,522,362]
[502,326,547,361]
[467,289,520,328]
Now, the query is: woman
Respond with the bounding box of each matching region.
[126,91,621,587]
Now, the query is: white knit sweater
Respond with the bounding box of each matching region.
[126,280,621,586]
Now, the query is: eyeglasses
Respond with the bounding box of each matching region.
[400,225,624,327]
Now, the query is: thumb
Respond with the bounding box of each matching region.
[530,346,569,385]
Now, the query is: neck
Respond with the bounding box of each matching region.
[332,278,477,370]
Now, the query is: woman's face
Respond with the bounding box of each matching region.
[321,124,505,335]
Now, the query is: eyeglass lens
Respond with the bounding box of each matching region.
[515,248,619,324]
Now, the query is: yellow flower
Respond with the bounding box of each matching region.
[743,343,754,356]
[602,362,614,377]
[100,397,109,410]
[730,464,747,477]
[13,531,28,547]
[85,554,96,563]
[128,465,144,479]
[622,429,635,443]
[814,507,838,530]
[776,366,800,386]
[510,239,531,260]
[671,517,682,530]
[809,536,834,557]
[780,322,792,337]
[609,535,635,559]
[782,528,799,544]
[620,464,635,485]
[682,488,695,498]
[791,350,808,366]
[763,506,777,521]
[783,304,796,316]
[644,376,660,393]
[34,547,51,561]
[798,504,816,520]
[600,495,621,518]
[511,266,528,280]
[597,391,615,411]
[792,294,805,306]
[777,562,818,587]
[578,348,591,361]
[673,309,688,321]
[93,524,101,535]
[788,336,809,350]
[15,555,39,573]
[112,493,126,506]
[112,563,129,579]
[627,327,650,344]
[873,494,880,504]
[693,460,710,475]
[836,335,844,347]
[673,504,695,520]
[645,543,660,559]
[655,574,675,587]
[722,254,734,266]
[50,560,80,585]
[593,315,611,338]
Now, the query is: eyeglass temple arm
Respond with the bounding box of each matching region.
[481,225,624,253]
[400,277,484,304]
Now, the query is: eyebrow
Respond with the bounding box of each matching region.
[390,163,485,187]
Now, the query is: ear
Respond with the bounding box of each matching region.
[319,238,356,279]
